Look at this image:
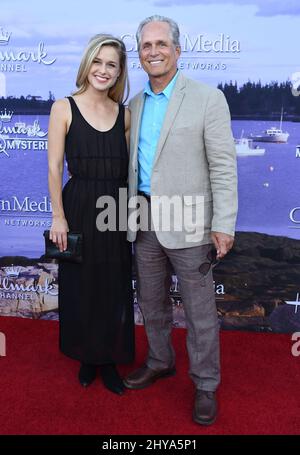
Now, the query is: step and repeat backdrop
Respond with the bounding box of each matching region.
[0,0,300,332]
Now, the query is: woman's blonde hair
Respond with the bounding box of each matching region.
[73,34,129,103]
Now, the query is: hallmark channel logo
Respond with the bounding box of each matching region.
[0,110,48,157]
[0,27,11,45]
[0,266,58,299]
[0,108,13,122]
[0,25,56,73]
[3,264,21,278]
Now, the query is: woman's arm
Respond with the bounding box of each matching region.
[124,106,131,153]
[47,99,70,252]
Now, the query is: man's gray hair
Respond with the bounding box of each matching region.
[136,15,180,50]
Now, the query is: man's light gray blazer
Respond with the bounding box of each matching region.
[127,71,238,249]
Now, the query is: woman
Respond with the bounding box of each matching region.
[47,34,134,395]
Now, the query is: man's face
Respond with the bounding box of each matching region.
[139,21,181,81]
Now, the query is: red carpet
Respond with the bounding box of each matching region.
[0,316,300,435]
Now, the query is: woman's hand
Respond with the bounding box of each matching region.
[50,216,69,252]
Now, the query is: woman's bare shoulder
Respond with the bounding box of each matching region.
[50,98,70,118]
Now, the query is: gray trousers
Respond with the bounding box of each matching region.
[135,228,220,391]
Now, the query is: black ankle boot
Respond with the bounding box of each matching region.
[78,363,97,387]
[99,364,125,395]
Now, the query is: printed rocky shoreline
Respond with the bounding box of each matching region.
[1,231,300,332]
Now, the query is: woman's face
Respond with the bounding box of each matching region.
[87,45,121,93]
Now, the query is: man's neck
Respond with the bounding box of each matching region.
[149,69,178,94]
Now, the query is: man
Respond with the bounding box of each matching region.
[125,15,237,426]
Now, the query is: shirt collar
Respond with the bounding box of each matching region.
[144,70,179,99]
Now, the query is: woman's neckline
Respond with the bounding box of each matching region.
[70,96,120,133]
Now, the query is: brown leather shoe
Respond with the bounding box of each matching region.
[193,390,217,426]
[123,364,176,390]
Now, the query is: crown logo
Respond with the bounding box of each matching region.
[3,264,21,278]
[0,108,13,122]
[0,27,11,45]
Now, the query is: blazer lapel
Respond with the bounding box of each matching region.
[131,92,145,169]
[153,72,186,167]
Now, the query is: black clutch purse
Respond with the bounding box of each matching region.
[43,230,83,263]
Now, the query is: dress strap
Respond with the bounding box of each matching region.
[118,103,125,129]
[66,96,77,115]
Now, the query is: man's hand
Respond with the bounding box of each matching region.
[211,231,234,259]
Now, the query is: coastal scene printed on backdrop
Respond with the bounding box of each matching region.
[0,0,300,331]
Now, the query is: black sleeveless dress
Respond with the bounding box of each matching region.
[58,97,134,365]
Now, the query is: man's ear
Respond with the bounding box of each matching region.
[176,45,181,59]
